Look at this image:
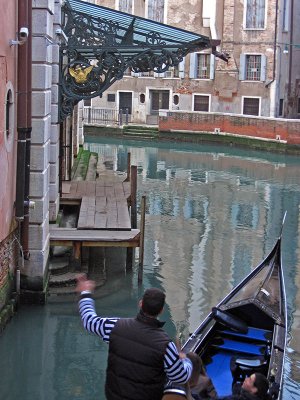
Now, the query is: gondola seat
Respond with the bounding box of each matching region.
[230,355,268,384]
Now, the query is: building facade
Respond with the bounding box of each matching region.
[0,0,19,313]
[0,0,82,315]
[90,0,299,123]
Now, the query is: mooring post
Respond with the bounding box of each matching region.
[126,152,131,182]
[131,165,137,229]
[126,165,137,270]
[138,195,146,284]
[73,241,82,270]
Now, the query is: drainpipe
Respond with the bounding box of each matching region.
[287,0,294,116]
[265,0,279,117]
[22,0,32,259]
[15,0,32,260]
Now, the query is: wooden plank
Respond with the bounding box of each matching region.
[116,200,131,230]
[87,181,96,196]
[85,196,96,228]
[96,182,105,197]
[62,181,71,194]
[105,186,115,198]
[78,196,95,229]
[94,212,107,229]
[95,196,107,212]
[123,181,131,199]
[77,181,87,196]
[69,182,78,196]
[50,226,140,243]
[114,182,124,197]
[106,198,118,229]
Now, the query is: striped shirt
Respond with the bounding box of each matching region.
[79,295,192,383]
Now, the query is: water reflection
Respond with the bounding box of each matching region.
[0,138,299,399]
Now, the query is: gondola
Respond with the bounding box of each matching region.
[182,221,287,399]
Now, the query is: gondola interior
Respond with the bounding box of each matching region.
[183,231,286,399]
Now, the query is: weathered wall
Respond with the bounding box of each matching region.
[159,111,300,145]
[23,0,61,293]
[0,0,19,310]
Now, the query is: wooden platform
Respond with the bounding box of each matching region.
[61,180,131,230]
[50,162,145,278]
[50,227,140,247]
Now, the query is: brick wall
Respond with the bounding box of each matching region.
[159,111,300,145]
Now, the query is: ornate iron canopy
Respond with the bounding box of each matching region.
[59,0,216,119]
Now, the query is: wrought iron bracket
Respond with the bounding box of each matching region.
[59,0,218,120]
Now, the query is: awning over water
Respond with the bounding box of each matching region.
[59,0,218,119]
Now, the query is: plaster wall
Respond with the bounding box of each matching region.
[0,0,18,310]
[0,0,18,241]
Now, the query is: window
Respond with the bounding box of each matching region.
[196,54,211,79]
[245,0,266,29]
[242,97,260,116]
[279,99,284,116]
[173,95,179,105]
[297,98,300,114]
[189,54,215,79]
[107,94,116,102]
[119,0,132,13]
[246,55,261,80]
[164,66,179,78]
[239,54,266,81]
[84,99,91,106]
[148,0,164,23]
[4,85,14,151]
[140,93,145,103]
[282,0,289,31]
[193,95,210,112]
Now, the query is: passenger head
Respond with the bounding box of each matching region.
[141,288,165,316]
[242,373,269,399]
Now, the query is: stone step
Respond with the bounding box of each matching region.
[49,271,78,287]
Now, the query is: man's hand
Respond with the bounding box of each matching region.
[76,273,96,293]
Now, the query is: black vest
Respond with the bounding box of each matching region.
[105,310,170,400]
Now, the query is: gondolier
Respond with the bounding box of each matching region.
[76,275,192,400]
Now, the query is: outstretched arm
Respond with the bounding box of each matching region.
[76,274,119,342]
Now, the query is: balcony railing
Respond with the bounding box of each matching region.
[83,107,130,126]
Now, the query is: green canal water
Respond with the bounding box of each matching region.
[0,137,300,400]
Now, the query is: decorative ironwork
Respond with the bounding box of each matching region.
[59,0,222,120]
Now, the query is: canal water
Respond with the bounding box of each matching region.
[0,137,300,400]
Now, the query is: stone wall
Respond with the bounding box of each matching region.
[24,0,61,293]
[159,111,300,146]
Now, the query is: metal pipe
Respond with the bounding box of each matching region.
[22,0,32,259]
[265,0,279,88]
[287,0,294,101]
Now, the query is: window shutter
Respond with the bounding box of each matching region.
[209,55,215,80]
[189,53,197,79]
[260,55,267,81]
[179,58,185,78]
[239,54,246,80]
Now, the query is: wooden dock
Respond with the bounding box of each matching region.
[49,161,145,281]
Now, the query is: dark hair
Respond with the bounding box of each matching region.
[186,352,205,385]
[254,373,269,399]
[142,288,165,316]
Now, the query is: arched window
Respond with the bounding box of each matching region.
[4,85,15,151]
[139,93,145,104]
[173,94,179,105]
